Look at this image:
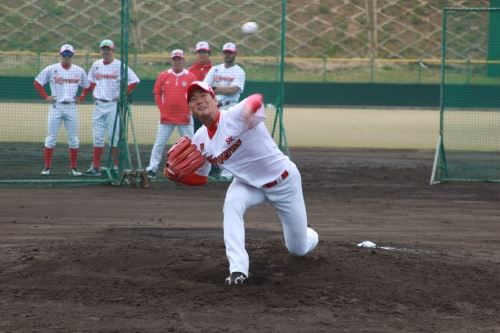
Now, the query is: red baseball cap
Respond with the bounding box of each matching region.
[186,81,215,102]
[222,42,237,53]
[171,49,184,59]
[195,41,210,52]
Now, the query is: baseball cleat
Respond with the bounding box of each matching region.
[40,168,52,176]
[147,170,156,179]
[85,166,101,177]
[70,168,83,177]
[225,272,248,286]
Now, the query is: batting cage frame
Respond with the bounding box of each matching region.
[431,7,500,184]
[0,0,288,186]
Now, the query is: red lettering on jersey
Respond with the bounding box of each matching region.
[225,136,235,145]
[206,139,242,166]
[95,73,118,80]
[54,76,80,84]
[214,76,235,83]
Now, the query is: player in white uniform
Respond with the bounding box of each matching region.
[203,42,245,109]
[203,42,245,180]
[80,39,140,176]
[181,81,319,286]
[34,44,90,176]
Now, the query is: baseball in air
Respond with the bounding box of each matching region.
[241,21,259,34]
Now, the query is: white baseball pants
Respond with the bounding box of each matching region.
[92,101,120,147]
[146,117,194,172]
[222,160,319,276]
[45,102,79,148]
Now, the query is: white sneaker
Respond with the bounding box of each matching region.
[85,166,101,177]
[41,168,51,176]
[70,168,83,177]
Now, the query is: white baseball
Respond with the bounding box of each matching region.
[241,21,259,34]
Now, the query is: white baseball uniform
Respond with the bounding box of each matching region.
[87,59,140,147]
[203,64,245,109]
[35,63,90,149]
[191,98,319,276]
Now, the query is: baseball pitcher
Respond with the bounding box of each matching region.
[203,42,245,180]
[164,81,319,286]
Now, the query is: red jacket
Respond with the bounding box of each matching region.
[188,61,212,81]
[153,69,196,124]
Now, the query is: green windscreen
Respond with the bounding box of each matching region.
[432,7,500,183]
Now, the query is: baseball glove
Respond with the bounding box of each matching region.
[163,136,205,180]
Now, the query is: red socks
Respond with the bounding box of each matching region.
[43,147,53,168]
[69,148,79,169]
[92,147,104,169]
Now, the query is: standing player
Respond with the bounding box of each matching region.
[203,42,245,180]
[145,49,197,179]
[165,81,319,286]
[188,41,212,81]
[204,42,245,109]
[34,44,90,176]
[79,39,140,176]
[188,41,212,132]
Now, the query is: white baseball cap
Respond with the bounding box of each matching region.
[186,81,216,102]
[196,41,210,52]
[222,42,237,53]
[171,49,184,59]
[99,39,115,49]
[59,44,74,55]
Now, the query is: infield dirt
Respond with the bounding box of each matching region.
[0,148,499,332]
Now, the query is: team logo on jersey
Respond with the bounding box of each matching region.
[182,81,188,87]
[206,139,242,166]
[95,73,118,80]
[54,76,80,84]
[225,136,235,145]
[214,76,235,83]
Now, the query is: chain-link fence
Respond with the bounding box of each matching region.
[0,0,287,185]
[0,0,492,83]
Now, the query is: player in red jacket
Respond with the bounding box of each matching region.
[145,49,197,179]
